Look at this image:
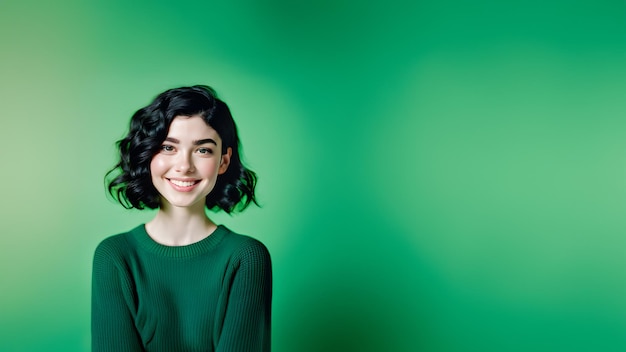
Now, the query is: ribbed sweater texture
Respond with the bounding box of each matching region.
[91,224,272,352]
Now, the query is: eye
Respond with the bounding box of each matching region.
[197,147,214,155]
[160,145,175,153]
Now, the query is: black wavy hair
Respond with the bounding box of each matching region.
[106,85,258,213]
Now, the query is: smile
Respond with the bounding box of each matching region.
[166,178,201,191]
[169,179,199,187]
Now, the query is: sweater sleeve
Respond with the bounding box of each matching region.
[216,240,273,352]
[91,240,144,352]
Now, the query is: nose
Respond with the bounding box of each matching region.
[175,152,195,173]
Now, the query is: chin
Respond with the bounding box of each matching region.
[161,197,207,210]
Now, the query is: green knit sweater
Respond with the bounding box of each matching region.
[91,224,272,351]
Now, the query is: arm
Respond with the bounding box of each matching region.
[217,241,273,352]
[91,241,144,352]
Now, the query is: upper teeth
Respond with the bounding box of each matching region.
[170,180,196,187]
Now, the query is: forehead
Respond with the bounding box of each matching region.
[167,115,221,141]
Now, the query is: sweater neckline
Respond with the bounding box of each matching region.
[131,224,228,258]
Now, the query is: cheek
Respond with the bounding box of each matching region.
[196,159,220,177]
[150,156,167,176]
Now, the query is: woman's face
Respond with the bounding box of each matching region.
[150,115,231,210]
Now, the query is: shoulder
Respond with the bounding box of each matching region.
[93,226,141,263]
[220,226,271,265]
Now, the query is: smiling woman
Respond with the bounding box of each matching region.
[93,86,272,351]
[149,116,232,215]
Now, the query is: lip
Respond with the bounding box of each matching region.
[166,178,201,192]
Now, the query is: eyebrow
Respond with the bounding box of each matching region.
[165,137,217,146]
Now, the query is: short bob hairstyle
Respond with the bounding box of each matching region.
[106,85,257,213]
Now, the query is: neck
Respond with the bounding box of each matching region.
[146,204,217,246]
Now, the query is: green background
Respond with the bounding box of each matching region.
[1,1,625,351]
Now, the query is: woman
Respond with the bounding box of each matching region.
[92,85,272,351]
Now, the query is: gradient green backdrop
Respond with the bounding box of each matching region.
[1,1,625,351]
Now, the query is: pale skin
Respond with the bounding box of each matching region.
[145,115,232,246]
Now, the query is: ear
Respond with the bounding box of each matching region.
[218,147,232,175]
